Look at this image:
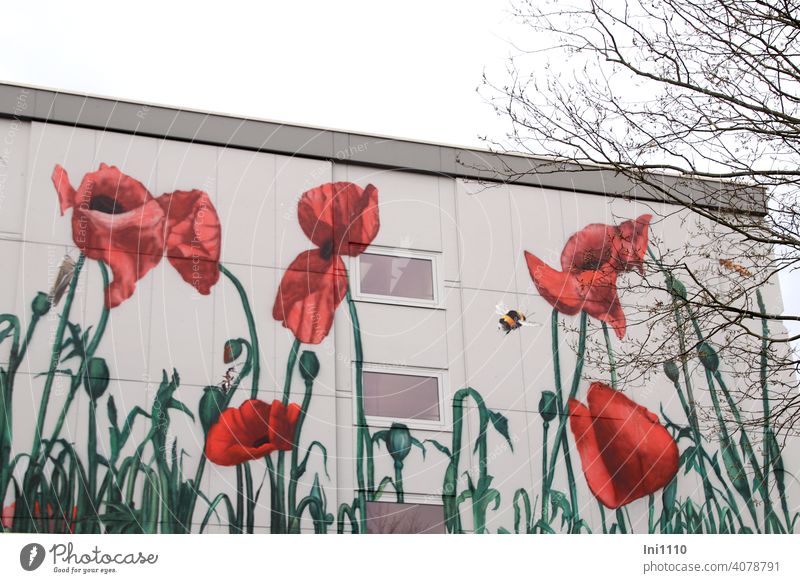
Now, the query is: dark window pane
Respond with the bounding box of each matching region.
[363,371,440,421]
[366,501,445,534]
[359,253,434,300]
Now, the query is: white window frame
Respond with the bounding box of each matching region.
[350,246,443,309]
[356,363,449,431]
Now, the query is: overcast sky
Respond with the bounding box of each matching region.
[0,1,516,148]
[2,0,797,328]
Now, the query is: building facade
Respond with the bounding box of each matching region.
[0,83,797,534]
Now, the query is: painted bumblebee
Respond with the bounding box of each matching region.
[495,303,534,335]
[498,309,526,334]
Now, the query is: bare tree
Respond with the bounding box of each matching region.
[483,0,800,436]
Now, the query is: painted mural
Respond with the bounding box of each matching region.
[0,157,796,534]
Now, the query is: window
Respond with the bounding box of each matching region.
[365,501,445,534]
[353,248,440,307]
[363,368,442,423]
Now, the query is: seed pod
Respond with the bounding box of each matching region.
[299,351,320,383]
[663,361,680,383]
[31,292,52,317]
[83,357,110,401]
[199,386,227,435]
[538,390,559,423]
[387,423,413,464]
[697,342,719,372]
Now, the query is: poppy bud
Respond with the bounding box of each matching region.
[387,423,412,464]
[199,386,227,436]
[223,339,243,364]
[538,391,559,423]
[697,342,719,372]
[663,361,680,383]
[83,357,110,401]
[31,292,51,317]
[299,351,320,383]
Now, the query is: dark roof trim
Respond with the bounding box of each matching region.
[0,83,765,212]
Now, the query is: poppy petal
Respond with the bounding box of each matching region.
[272,250,347,344]
[297,182,380,256]
[588,383,678,507]
[568,398,621,508]
[524,251,583,315]
[560,223,615,272]
[613,214,652,274]
[205,399,302,466]
[576,268,626,339]
[569,382,679,509]
[78,202,165,309]
[53,164,166,309]
[51,165,77,214]
[267,400,302,451]
[157,190,222,295]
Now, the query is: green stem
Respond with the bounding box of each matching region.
[704,368,760,531]
[31,254,85,461]
[545,310,587,532]
[599,502,608,534]
[219,264,260,397]
[281,339,300,405]
[235,464,244,534]
[615,508,627,534]
[88,397,98,531]
[540,421,549,525]
[648,494,655,534]
[244,463,254,534]
[265,457,281,533]
[394,461,404,504]
[346,286,370,533]
[1,310,42,511]
[650,248,718,532]
[713,370,774,526]
[42,264,110,462]
[287,375,314,533]
[756,290,791,530]
[601,321,617,389]
[275,338,300,534]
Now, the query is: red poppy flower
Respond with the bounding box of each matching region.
[524,214,651,338]
[274,182,379,344]
[1,501,78,533]
[568,382,679,509]
[157,190,221,295]
[52,164,222,308]
[205,399,302,466]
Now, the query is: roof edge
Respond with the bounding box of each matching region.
[0,82,765,213]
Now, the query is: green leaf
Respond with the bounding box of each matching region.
[497,527,511,534]
[550,490,572,528]
[721,442,750,501]
[296,440,330,479]
[410,437,426,460]
[662,477,677,516]
[513,489,532,534]
[199,493,236,533]
[0,315,18,345]
[167,397,195,422]
[424,438,451,458]
[107,395,118,429]
[488,410,513,451]
[371,430,389,448]
[374,476,395,500]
